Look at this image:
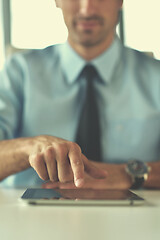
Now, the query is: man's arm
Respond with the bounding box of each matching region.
[98,161,160,189]
[0,138,31,181]
[0,135,107,187]
[43,161,160,190]
[94,161,160,189]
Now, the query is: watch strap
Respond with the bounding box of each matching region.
[130,176,145,189]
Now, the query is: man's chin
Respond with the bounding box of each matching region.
[76,38,103,48]
[80,41,97,48]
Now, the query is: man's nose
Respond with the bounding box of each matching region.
[79,0,98,16]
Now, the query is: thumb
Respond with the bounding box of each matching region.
[82,154,108,179]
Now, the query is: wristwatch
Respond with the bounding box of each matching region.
[126,159,151,189]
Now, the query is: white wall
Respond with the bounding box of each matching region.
[11,0,68,49]
[123,0,160,59]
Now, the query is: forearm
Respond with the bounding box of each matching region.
[94,161,160,189]
[0,137,33,181]
[144,161,160,189]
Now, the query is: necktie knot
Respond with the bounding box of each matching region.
[82,64,98,84]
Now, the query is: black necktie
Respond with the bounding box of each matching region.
[76,65,102,162]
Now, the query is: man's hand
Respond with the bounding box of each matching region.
[29,135,107,187]
[42,162,132,190]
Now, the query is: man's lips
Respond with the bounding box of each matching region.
[76,21,100,29]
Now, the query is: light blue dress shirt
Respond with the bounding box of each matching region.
[1,36,160,187]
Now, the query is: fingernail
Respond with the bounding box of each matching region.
[75,178,84,188]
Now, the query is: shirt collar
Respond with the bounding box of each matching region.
[58,35,123,84]
[91,36,123,83]
[58,42,86,84]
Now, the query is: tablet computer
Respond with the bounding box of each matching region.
[21,188,145,206]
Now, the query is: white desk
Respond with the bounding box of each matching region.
[0,188,160,240]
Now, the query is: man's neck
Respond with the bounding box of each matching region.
[68,35,115,61]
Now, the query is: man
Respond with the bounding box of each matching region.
[0,0,160,189]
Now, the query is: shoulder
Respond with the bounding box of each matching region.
[19,44,61,64]
[123,46,160,73]
[120,46,160,96]
[5,43,62,70]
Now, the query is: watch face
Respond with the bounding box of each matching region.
[127,160,148,177]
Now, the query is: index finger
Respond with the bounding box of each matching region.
[68,143,84,188]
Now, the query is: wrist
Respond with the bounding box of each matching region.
[125,160,151,189]
[121,163,133,188]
